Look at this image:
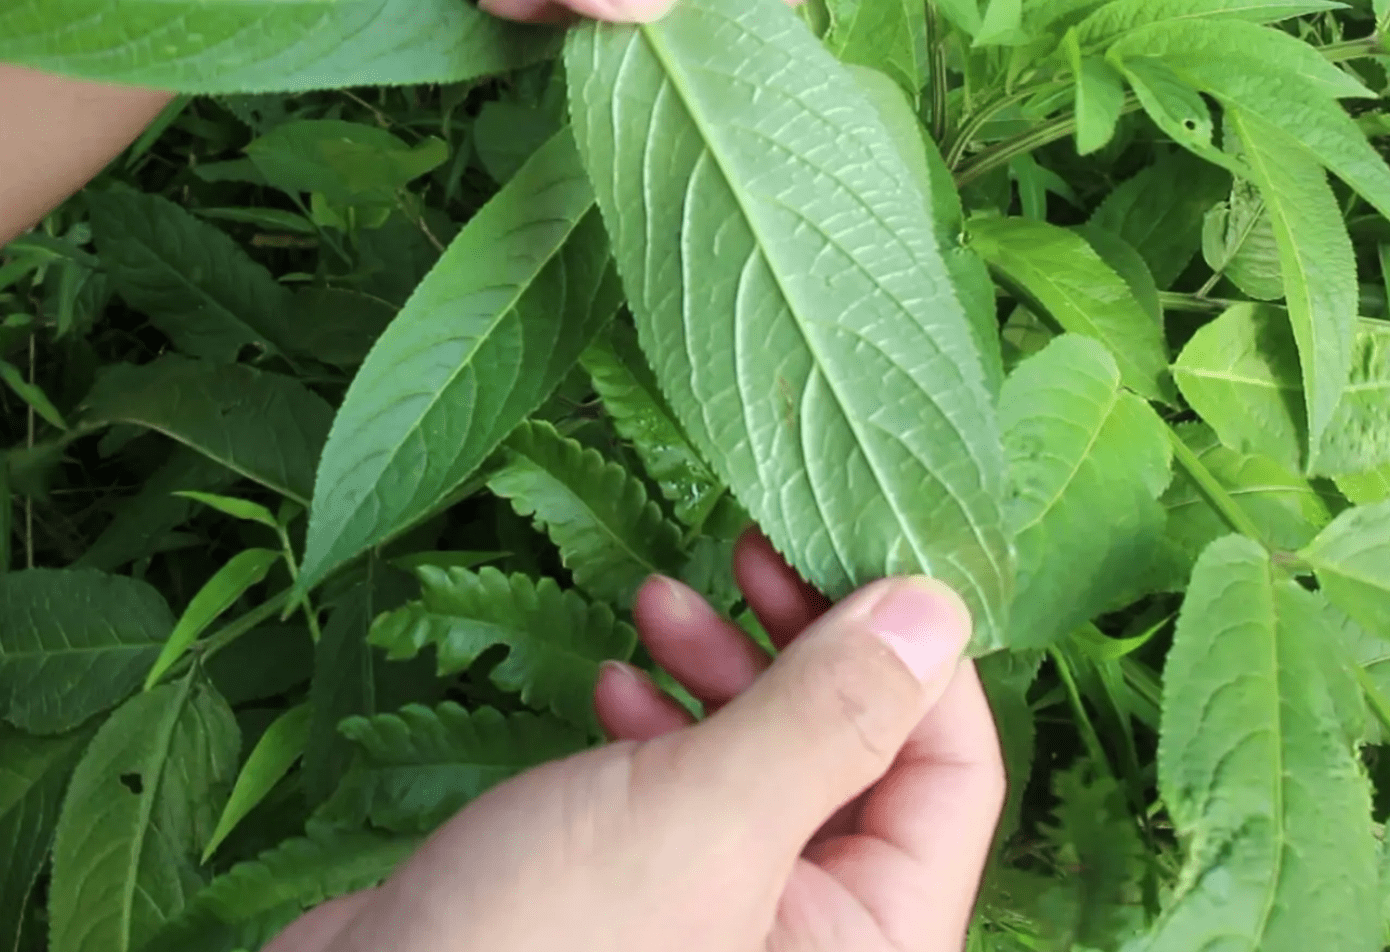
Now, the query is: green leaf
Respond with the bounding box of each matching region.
[1173,303,1306,471]
[474,100,565,185]
[1076,224,1162,329]
[0,569,173,734]
[371,567,637,732]
[977,649,1042,843]
[1337,465,1390,505]
[204,623,314,708]
[143,549,280,690]
[299,130,618,593]
[49,678,240,952]
[1301,500,1390,636]
[1000,336,1171,649]
[1117,57,1229,171]
[968,216,1173,402]
[0,360,67,430]
[824,0,929,100]
[142,825,417,952]
[1231,107,1359,457]
[174,491,279,530]
[1110,20,1390,223]
[976,0,1029,44]
[80,355,334,505]
[76,449,238,573]
[0,0,558,94]
[1316,318,1390,477]
[566,0,1013,645]
[1201,179,1284,301]
[1156,423,1336,588]
[329,702,588,833]
[283,288,397,369]
[0,725,91,951]
[1063,28,1125,155]
[86,188,300,364]
[202,702,311,862]
[936,0,983,34]
[193,206,316,234]
[1089,150,1230,290]
[580,322,723,527]
[1075,0,1344,47]
[486,422,685,609]
[245,120,447,205]
[1142,535,1379,951]
[304,580,378,807]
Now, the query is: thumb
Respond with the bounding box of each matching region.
[679,576,972,852]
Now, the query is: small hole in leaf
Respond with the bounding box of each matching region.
[1182,119,1197,131]
[119,773,143,794]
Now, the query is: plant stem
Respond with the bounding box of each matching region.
[955,96,1140,188]
[277,525,324,643]
[925,4,950,144]
[1166,424,1269,546]
[1157,292,1243,314]
[1321,34,1383,63]
[945,83,1057,170]
[1048,646,1114,776]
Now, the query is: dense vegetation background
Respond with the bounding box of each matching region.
[1,0,1390,949]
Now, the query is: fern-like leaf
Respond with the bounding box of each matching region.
[487,420,685,606]
[142,824,417,952]
[323,702,589,834]
[370,566,637,732]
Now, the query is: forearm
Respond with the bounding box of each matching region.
[0,64,172,247]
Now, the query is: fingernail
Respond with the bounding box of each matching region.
[599,659,646,688]
[652,575,701,623]
[864,578,972,682]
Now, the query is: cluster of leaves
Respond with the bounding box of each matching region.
[2,0,1390,949]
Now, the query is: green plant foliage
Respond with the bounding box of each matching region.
[371,567,637,732]
[5,0,1390,947]
[0,569,173,733]
[48,677,240,952]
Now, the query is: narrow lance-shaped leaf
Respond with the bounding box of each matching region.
[1075,0,1343,47]
[80,355,335,506]
[1140,535,1379,952]
[327,702,589,833]
[822,0,928,101]
[0,0,558,93]
[49,678,240,952]
[0,569,173,734]
[0,725,91,951]
[371,566,638,733]
[0,360,67,430]
[299,130,619,593]
[566,0,1013,647]
[1062,28,1125,156]
[1230,107,1358,459]
[1000,336,1172,650]
[487,421,685,608]
[202,702,312,862]
[1301,500,1390,636]
[968,215,1173,402]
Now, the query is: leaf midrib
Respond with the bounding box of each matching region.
[1011,379,1124,536]
[638,17,999,609]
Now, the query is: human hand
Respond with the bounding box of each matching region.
[269,527,1004,952]
[477,0,799,28]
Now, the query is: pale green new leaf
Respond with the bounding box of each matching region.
[580,321,724,526]
[565,0,1013,648]
[1141,536,1378,952]
[976,0,1029,44]
[1201,181,1283,301]
[1063,29,1125,155]
[968,216,1172,402]
[0,360,67,430]
[142,825,417,952]
[144,548,280,690]
[0,725,91,951]
[0,569,172,734]
[1316,318,1390,476]
[1173,303,1306,471]
[370,566,637,732]
[1301,500,1390,636]
[202,703,311,862]
[174,491,279,531]
[49,678,240,952]
[86,188,299,364]
[1089,150,1230,289]
[824,0,929,100]
[330,702,588,833]
[487,421,685,608]
[299,130,618,593]
[1118,58,1232,172]
[1231,107,1359,456]
[0,0,558,94]
[81,355,335,505]
[245,120,447,205]
[1075,0,1344,47]
[1337,465,1390,505]
[1000,336,1171,649]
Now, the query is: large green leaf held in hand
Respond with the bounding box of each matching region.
[0,569,173,734]
[1301,500,1390,636]
[1140,536,1378,952]
[299,131,619,594]
[0,0,558,93]
[968,215,1173,403]
[565,0,1014,649]
[371,567,637,733]
[49,678,240,952]
[999,336,1171,649]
